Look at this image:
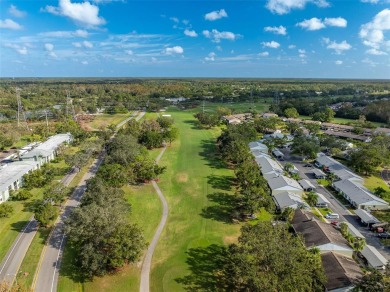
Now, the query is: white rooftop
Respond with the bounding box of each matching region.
[0,161,38,191]
[361,245,388,269]
[21,133,71,159]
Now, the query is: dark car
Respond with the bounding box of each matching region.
[378,233,390,239]
[304,163,312,167]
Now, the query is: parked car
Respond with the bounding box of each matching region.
[304,163,312,167]
[378,233,390,239]
[325,213,340,219]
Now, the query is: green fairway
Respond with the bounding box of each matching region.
[202,100,270,114]
[149,108,241,291]
[58,108,242,291]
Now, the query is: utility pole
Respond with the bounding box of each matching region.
[202,100,205,113]
[16,87,29,130]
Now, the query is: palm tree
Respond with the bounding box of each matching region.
[327,172,336,185]
[284,162,294,173]
[353,237,366,253]
[306,191,318,207]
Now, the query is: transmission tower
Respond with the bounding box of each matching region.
[16,87,29,130]
[66,91,77,121]
[273,90,280,105]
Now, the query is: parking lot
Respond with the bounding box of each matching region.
[279,148,390,260]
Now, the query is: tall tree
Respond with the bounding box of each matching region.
[220,222,325,291]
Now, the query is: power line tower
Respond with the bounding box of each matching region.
[16,87,29,130]
[273,90,280,105]
[66,91,77,121]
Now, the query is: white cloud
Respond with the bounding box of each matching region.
[288,45,296,49]
[258,51,269,56]
[43,0,106,27]
[0,19,22,30]
[360,9,390,52]
[4,43,28,55]
[72,42,82,48]
[83,40,93,48]
[125,50,134,55]
[8,5,26,18]
[204,9,228,21]
[81,60,88,65]
[335,60,343,65]
[297,18,326,30]
[261,41,280,49]
[264,25,287,35]
[184,29,198,37]
[170,17,179,23]
[204,52,216,61]
[361,0,379,3]
[203,29,241,43]
[44,43,54,51]
[324,17,347,27]
[297,17,347,30]
[164,46,184,54]
[323,38,352,54]
[366,48,388,55]
[298,49,306,54]
[39,29,89,38]
[266,0,329,15]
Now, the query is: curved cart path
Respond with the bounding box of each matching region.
[139,146,168,292]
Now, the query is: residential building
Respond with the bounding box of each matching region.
[248,141,268,154]
[333,179,389,210]
[292,209,353,257]
[267,175,304,196]
[272,149,284,160]
[0,161,39,203]
[321,251,362,292]
[272,191,309,211]
[298,179,316,191]
[255,156,283,177]
[354,209,380,225]
[20,133,72,167]
[312,168,326,179]
[262,113,278,119]
[361,245,388,270]
[316,192,330,208]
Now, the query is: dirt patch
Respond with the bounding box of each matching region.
[223,234,239,245]
[176,173,188,182]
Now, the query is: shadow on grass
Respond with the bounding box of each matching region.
[183,119,202,130]
[10,220,31,233]
[207,174,234,191]
[200,192,237,224]
[199,139,227,170]
[58,243,88,285]
[175,244,227,291]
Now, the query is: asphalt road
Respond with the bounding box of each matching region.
[33,111,145,292]
[0,167,78,287]
[281,149,390,260]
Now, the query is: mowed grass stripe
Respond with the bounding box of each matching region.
[150,109,240,291]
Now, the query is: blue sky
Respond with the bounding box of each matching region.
[1,0,390,78]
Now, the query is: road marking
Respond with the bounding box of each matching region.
[0,217,35,275]
[51,232,66,292]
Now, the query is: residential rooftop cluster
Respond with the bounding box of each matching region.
[0,133,72,203]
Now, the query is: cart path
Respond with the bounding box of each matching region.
[139,146,168,292]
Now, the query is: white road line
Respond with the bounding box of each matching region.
[0,217,35,275]
[50,232,66,292]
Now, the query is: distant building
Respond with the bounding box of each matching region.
[20,133,72,167]
[262,113,278,119]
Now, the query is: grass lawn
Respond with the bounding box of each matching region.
[85,113,133,130]
[364,173,389,194]
[372,210,390,223]
[318,207,332,217]
[317,179,330,187]
[16,227,51,289]
[149,108,242,291]
[58,183,163,292]
[299,115,383,127]
[202,100,271,114]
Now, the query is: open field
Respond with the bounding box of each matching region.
[84,113,132,130]
[299,115,384,127]
[150,108,241,291]
[364,173,389,194]
[201,100,271,114]
[58,107,243,291]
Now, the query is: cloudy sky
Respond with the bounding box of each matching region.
[1,0,390,78]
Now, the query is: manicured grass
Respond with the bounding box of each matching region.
[86,113,133,130]
[299,115,383,127]
[364,174,389,194]
[58,183,163,292]
[317,179,330,187]
[16,227,51,289]
[150,108,241,291]
[202,100,270,114]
